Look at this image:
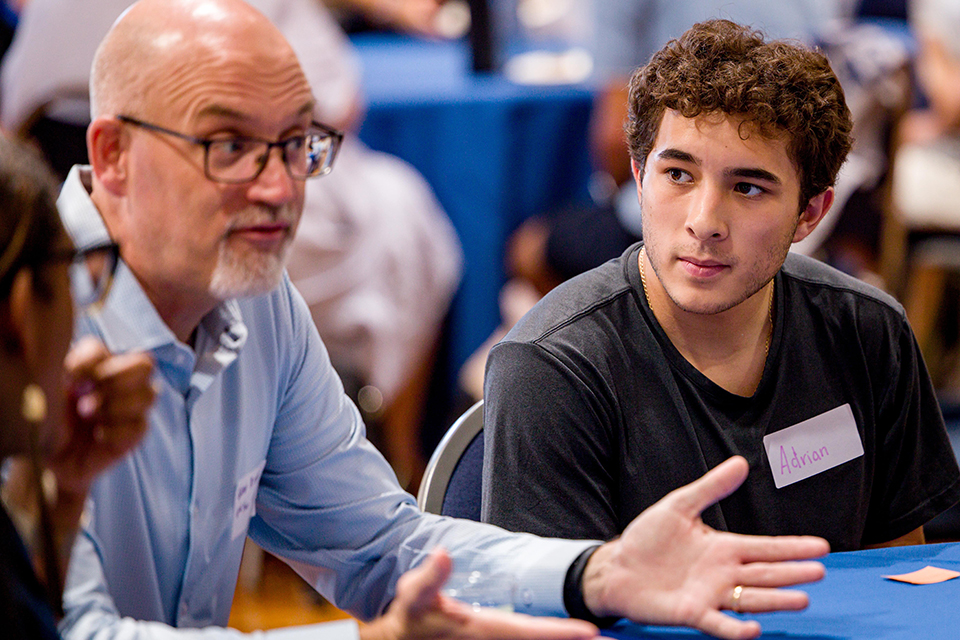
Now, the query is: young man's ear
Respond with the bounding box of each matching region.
[793,187,835,243]
[630,157,644,200]
[87,116,128,196]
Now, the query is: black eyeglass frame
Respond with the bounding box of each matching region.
[116,115,344,184]
[48,241,121,311]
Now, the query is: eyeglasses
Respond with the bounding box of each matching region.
[0,206,119,311]
[116,115,344,184]
[48,242,121,311]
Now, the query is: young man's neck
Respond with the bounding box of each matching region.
[640,249,774,396]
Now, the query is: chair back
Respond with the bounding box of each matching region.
[417,400,484,520]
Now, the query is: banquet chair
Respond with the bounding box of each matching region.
[417,400,484,520]
[881,139,960,387]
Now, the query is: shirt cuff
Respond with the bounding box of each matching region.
[510,538,600,617]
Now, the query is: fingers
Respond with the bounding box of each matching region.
[89,351,155,390]
[696,610,762,640]
[388,550,597,640]
[731,534,830,564]
[71,350,155,417]
[398,548,454,613]
[666,456,749,518]
[64,335,111,375]
[85,352,155,411]
[61,342,155,462]
[726,586,810,614]
[737,560,826,588]
[66,338,155,406]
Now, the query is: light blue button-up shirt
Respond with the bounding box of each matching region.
[57,167,594,640]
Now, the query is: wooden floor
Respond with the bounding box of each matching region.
[228,549,353,632]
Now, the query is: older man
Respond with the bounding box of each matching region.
[58,2,829,640]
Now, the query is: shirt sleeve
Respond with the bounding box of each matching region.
[61,529,361,640]
[482,339,622,541]
[241,282,597,621]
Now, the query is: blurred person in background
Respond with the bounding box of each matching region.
[0,134,153,637]
[327,0,450,37]
[882,0,960,388]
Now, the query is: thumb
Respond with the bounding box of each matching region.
[668,456,749,518]
[64,336,111,378]
[402,548,453,613]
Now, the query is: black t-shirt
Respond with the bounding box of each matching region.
[482,243,960,550]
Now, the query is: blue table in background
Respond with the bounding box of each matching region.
[605,542,960,639]
[354,34,595,383]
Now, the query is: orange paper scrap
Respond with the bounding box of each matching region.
[882,566,960,585]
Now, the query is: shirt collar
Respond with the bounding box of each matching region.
[59,165,109,251]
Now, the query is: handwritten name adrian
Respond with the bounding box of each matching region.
[779,445,830,475]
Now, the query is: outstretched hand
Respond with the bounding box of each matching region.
[51,337,155,497]
[581,456,829,639]
[360,549,599,640]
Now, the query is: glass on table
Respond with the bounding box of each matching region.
[442,570,517,612]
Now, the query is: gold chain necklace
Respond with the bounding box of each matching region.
[638,246,773,357]
[639,246,653,312]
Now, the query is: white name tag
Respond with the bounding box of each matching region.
[762,404,863,489]
[231,460,266,540]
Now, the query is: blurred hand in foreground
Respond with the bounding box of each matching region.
[361,548,599,640]
[52,336,155,497]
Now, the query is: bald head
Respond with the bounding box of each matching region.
[90,0,308,119]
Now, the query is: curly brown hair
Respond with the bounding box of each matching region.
[626,19,853,209]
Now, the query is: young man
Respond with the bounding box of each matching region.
[483,19,960,551]
[56,3,830,640]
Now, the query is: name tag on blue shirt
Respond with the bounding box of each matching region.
[762,404,864,489]
[232,460,266,540]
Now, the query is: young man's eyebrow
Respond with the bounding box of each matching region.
[728,167,782,185]
[656,148,698,164]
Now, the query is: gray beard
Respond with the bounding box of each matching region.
[208,240,290,299]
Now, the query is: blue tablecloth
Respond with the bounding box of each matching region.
[354,34,594,378]
[605,542,960,639]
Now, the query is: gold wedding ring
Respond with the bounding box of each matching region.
[731,585,743,613]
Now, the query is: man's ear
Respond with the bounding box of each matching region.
[793,187,835,243]
[630,156,643,201]
[87,116,128,196]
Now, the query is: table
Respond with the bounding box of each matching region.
[605,542,960,639]
[354,34,595,381]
